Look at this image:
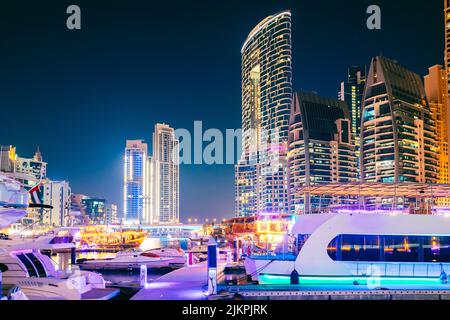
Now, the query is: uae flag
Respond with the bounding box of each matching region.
[28,182,53,209]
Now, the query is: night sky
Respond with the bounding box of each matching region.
[0,0,443,221]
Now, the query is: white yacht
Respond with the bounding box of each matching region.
[245,212,450,283]
[78,247,186,270]
[0,234,118,300]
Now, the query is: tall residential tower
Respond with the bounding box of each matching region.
[288,92,357,214]
[339,66,366,175]
[424,65,449,183]
[360,56,438,184]
[152,123,180,224]
[235,10,292,217]
[124,140,149,224]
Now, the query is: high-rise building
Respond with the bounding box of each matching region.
[424,65,449,183]
[288,92,357,214]
[235,153,261,217]
[124,124,180,225]
[360,56,439,184]
[82,198,106,224]
[105,204,118,225]
[43,180,71,226]
[339,66,366,175]
[15,147,47,186]
[152,123,179,224]
[235,10,292,217]
[124,140,149,224]
[445,0,450,112]
[0,145,16,173]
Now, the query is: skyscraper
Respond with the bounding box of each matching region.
[339,66,366,175]
[124,139,149,224]
[152,123,180,224]
[424,65,449,184]
[288,92,357,214]
[360,56,438,184]
[445,0,450,110]
[235,10,292,217]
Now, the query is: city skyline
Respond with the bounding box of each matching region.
[0,0,443,221]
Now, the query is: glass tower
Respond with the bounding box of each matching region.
[288,92,357,214]
[339,66,366,177]
[124,140,148,224]
[360,56,438,185]
[235,10,292,217]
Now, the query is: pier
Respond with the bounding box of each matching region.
[131,262,225,300]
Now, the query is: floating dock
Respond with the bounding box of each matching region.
[131,262,225,300]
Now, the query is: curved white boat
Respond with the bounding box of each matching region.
[0,234,116,300]
[0,174,29,228]
[79,248,186,270]
[245,212,450,282]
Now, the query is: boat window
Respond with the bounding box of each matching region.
[341,235,381,261]
[141,252,160,258]
[384,236,420,262]
[16,254,38,277]
[327,235,450,263]
[0,263,8,272]
[25,253,47,277]
[423,236,450,262]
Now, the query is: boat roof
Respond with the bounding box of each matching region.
[290,212,450,236]
[295,182,450,198]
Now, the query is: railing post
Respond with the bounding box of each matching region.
[207,237,218,295]
[140,265,147,287]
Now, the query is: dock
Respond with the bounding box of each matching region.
[220,283,450,300]
[131,262,225,300]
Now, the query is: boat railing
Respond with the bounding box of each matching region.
[344,261,450,278]
[249,252,297,261]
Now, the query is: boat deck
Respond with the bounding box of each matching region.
[81,288,120,300]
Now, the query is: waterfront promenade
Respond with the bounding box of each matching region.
[131,262,225,300]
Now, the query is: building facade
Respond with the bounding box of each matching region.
[360,56,439,184]
[105,204,118,225]
[424,65,449,184]
[445,0,450,121]
[152,123,179,224]
[124,140,149,224]
[339,66,366,175]
[235,10,292,217]
[82,198,106,224]
[288,92,357,214]
[43,180,71,226]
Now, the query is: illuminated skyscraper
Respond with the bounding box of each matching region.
[124,140,149,224]
[339,66,366,176]
[288,92,357,214]
[360,56,438,184]
[152,123,179,224]
[235,10,292,217]
[445,0,450,106]
[424,65,449,183]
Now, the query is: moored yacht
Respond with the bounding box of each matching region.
[0,233,118,300]
[78,247,186,270]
